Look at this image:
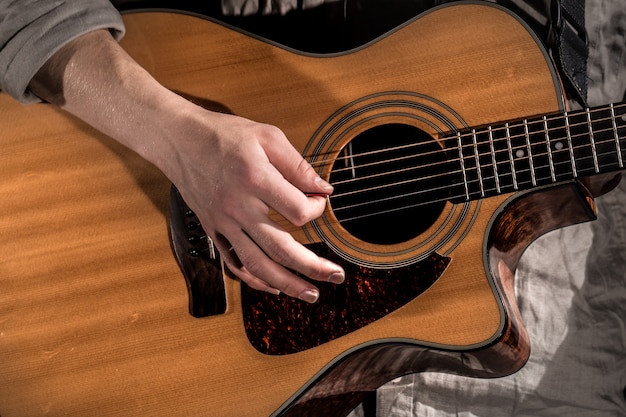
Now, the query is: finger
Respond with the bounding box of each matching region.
[267,182,328,227]
[224,229,326,303]
[253,161,330,227]
[212,233,281,296]
[228,263,282,296]
[243,211,345,285]
[264,132,333,194]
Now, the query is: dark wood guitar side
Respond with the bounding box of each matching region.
[1,3,624,417]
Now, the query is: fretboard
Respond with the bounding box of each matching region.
[450,102,626,202]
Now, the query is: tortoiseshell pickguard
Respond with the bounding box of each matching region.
[241,243,450,355]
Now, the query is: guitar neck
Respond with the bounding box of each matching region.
[450,102,626,202]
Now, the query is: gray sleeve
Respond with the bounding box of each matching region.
[0,0,125,103]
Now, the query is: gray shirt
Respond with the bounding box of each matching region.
[0,0,125,103]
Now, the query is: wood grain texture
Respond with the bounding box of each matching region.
[0,3,607,417]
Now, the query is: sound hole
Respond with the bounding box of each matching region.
[329,123,450,245]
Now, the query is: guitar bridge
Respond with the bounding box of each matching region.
[168,185,227,318]
[169,185,450,354]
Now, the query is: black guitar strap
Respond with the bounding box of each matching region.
[496,0,589,106]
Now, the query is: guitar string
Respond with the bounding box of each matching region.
[321,103,626,169]
[314,127,626,222]
[340,143,622,205]
[273,135,625,228]
[308,104,626,173]
[329,141,626,224]
[311,147,626,225]
[273,105,626,228]
[327,124,626,200]
[332,118,622,178]
[330,124,624,194]
[314,106,626,182]
[332,146,622,216]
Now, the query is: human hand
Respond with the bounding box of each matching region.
[29,29,343,303]
[167,109,345,303]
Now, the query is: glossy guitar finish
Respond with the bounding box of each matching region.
[1,3,624,417]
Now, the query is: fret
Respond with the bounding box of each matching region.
[571,109,596,177]
[528,118,555,187]
[545,114,576,182]
[564,111,578,178]
[471,129,485,197]
[610,103,624,168]
[457,131,470,201]
[451,128,499,201]
[543,116,556,182]
[586,108,600,173]
[506,123,519,190]
[445,102,625,204]
[523,119,537,186]
[588,103,626,174]
[475,123,514,194]
[488,126,501,193]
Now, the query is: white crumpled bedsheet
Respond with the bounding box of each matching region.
[351,0,626,415]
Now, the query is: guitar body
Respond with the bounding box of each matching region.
[0,3,613,417]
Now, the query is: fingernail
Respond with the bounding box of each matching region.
[315,176,333,192]
[267,288,281,296]
[298,289,319,303]
[327,271,345,284]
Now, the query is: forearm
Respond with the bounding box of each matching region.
[28,28,343,301]
[0,0,125,103]
[29,29,188,182]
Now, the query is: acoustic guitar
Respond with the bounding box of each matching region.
[1,3,624,417]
